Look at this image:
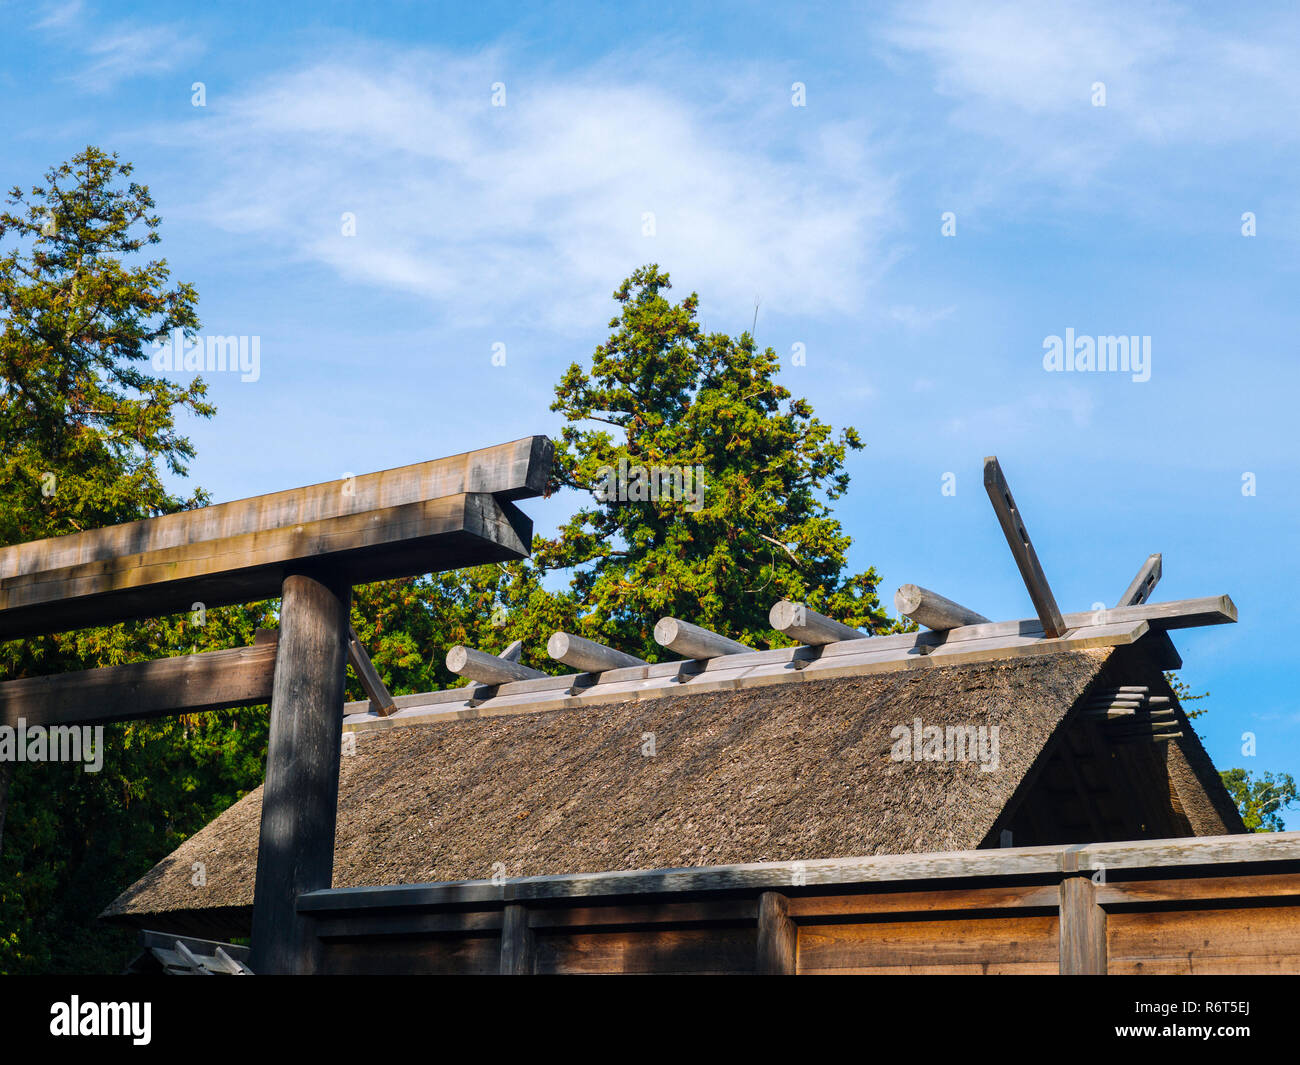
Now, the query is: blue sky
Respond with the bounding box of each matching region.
[2,0,1297,823]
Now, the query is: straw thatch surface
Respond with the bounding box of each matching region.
[103,649,1113,930]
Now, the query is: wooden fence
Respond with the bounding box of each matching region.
[294,831,1300,975]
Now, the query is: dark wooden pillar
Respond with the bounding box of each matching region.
[756,891,797,974]
[250,569,351,974]
[499,903,534,974]
[1059,875,1108,974]
[0,760,12,857]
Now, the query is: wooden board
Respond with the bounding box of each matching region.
[0,640,278,728]
[796,913,1060,973]
[1107,905,1300,975]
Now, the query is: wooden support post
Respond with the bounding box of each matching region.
[893,585,990,631]
[546,631,646,673]
[653,618,748,660]
[0,760,11,859]
[768,601,866,645]
[756,891,797,975]
[1117,553,1162,607]
[500,903,534,974]
[1059,875,1107,975]
[250,569,351,975]
[983,457,1067,638]
[446,645,546,685]
[346,625,396,717]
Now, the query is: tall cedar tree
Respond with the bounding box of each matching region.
[0,149,273,974]
[537,264,893,657]
[353,264,897,686]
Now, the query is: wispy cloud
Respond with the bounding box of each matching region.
[34,0,202,90]
[889,303,955,330]
[154,45,898,331]
[882,0,1300,193]
[945,387,1096,436]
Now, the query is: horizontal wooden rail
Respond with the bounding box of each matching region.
[0,639,279,728]
[297,832,1300,911]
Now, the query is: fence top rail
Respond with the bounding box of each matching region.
[297,831,1300,912]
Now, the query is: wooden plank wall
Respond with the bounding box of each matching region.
[302,843,1300,975]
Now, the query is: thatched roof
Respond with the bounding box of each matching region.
[101,600,1246,941]
[103,649,1113,932]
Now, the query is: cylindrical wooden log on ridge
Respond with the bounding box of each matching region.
[768,600,866,646]
[653,618,748,660]
[547,632,646,673]
[894,585,990,631]
[446,645,545,685]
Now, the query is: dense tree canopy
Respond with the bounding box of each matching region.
[0,148,268,974]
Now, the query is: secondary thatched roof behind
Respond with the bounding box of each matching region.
[104,649,1112,933]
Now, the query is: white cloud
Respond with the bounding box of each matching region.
[884,0,1300,188]
[945,387,1096,436]
[32,0,85,32]
[34,1,202,90]
[157,46,898,332]
[889,303,955,330]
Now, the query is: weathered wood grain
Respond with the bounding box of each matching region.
[250,570,350,975]
[756,891,797,974]
[532,927,757,975]
[797,913,1059,972]
[1118,553,1162,607]
[0,435,550,579]
[768,600,866,645]
[1107,906,1300,974]
[0,492,533,639]
[546,632,647,672]
[893,585,990,631]
[499,903,534,974]
[653,617,749,659]
[347,626,396,717]
[0,640,277,728]
[983,456,1067,638]
[446,645,546,684]
[1059,876,1107,974]
[297,832,1300,914]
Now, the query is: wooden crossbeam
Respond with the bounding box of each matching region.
[1077,595,1235,632]
[983,457,1066,638]
[0,436,550,581]
[0,638,278,729]
[1117,553,1162,607]
[0,492,534,639]
[347,626,396,717]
